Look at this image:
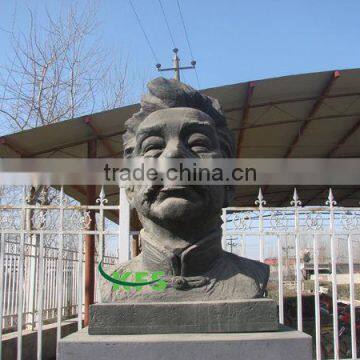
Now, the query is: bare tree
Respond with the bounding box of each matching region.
[0,2,128,229]
[0,2,128,133]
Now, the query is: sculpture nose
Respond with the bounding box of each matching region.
[162,139,186,158]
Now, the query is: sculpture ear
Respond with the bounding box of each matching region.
[125,185,135,206]
[224,185,234,208]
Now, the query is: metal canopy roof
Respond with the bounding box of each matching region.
[1,68,360,207]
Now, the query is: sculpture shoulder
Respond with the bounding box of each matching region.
[104,255,144,279]
[97,255,143,302]
[222,251,270,296]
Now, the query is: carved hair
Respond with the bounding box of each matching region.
[123,77,235,158]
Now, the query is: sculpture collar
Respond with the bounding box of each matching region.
[139,228,223,277]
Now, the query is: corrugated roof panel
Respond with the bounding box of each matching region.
[321,95,360,115]
[226,110,242,130]
[330,68,360,94]
[7,117,92,156]
[1,69,360,205]
[203,83,247,110]
[334,126,360,157]
[251,71,331,105]
[238,123,297,158]
[39,143,87,158]
[89,104,138,134]
[291,115,360,157]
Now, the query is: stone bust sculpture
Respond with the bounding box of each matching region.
[100,77,269,302]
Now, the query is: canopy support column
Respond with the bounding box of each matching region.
[84,139,97,326]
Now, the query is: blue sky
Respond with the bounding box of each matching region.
[1,0,360,104]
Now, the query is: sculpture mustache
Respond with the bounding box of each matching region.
[142,185,162,206]
[141,184,208,206]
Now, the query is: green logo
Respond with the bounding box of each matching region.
[98,261,167,292]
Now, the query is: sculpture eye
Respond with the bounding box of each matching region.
[187,133,213,153]
[141,136,165,156]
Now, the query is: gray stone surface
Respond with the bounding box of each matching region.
[3,320,77,360]
[89,299,278,335]
[58,326,312,360]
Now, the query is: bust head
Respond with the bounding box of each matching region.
[123,77,235,244]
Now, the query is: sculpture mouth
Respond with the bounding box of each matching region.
[142,184,204,206]
[159,185,198,198]
[160,185,188,193]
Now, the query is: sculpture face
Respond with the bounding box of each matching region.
[126,107,227,225]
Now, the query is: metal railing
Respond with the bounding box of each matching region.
[223,189,360,360]
[0,186,123,360]
[0,186,359,359]
[1,238,117,333]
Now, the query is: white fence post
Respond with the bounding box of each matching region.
[221,208,227,250]
[119,186,130,263]
[56,187,64,344]
[16,186,26,360]
[255,188,266,262]
[313,232,321,360]
[28,235,37,331]
[292,188,303,332]
[327,189,339,359]
[277,234,284,324]
[347,233,357,358]
[0,231,5,360]
[37,231,45,360]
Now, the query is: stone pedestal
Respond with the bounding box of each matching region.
[89,299,278,335]
[58,326,312,360]
[59,300,312,359]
